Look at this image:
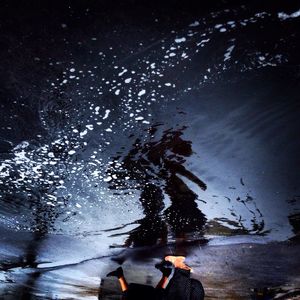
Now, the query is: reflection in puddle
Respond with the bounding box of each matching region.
[106,125,207,251]
[0,0,300,298]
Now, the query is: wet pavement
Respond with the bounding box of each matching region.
[0,0,300,298]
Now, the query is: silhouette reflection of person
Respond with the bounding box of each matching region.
[107,125,207,247]
[123,183,168,247]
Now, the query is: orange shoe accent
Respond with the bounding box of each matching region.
[165,256,192,271]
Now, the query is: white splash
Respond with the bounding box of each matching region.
[189,21,200,27]
[278,9,300,20]
[175,37,186,43]
[138,89,146,96]
[103,109,111,120]
[224,45,235,61]
[118,69,127,76]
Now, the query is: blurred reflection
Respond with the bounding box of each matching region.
[107,125,207,248]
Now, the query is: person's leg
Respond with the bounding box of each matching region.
[155,260,172,289]
[164,256,192,300]
[107,267,129,292]
[190,278,205,300]
[156,275,169,289]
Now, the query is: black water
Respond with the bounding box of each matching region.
[0,0,300,299]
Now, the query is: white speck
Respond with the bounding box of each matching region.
[138,89,146,96]
[91,170,101,177]
[75,203,82,208]
[95,106,100,113]
[135,116,144,121]
[105,128,112,132]
[62,79,68,84]
[224,45,235,61]
[61,23,67,28]
[118,69,127,76]
[68,150,76,155]
[115,89,120,95]
[215,24,223,29]
[150,63,156,69]
[103,109,111,119]
[70,68,75,72]
[175,37,186,43]
[48,152,55,158]
[125,78,132,83]
[169,52,176,57]
[219,28,227,32]
[13,141,29,151]
[73,129,79,133]
[197,39,210,47]
[181,52,188,58]
[86,124,94,130]
[104,176,112,182]
[80,129,88,137]
[165,83,172,86]
[259,56,265,61]
[189,21,200,27]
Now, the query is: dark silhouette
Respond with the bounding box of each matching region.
[107,125,207,248]
[103,256,205,300]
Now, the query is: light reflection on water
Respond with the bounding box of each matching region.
[0,1,300,298]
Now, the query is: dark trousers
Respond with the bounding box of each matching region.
[123,269,204,300]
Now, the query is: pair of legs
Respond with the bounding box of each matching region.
[106,256,192,296]
[106,258,179,291]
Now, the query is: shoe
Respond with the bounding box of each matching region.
[155,260,172,277]
[106,267,124,278]
[165,256,192,271]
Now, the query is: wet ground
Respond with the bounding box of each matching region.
[0,0,300,298]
